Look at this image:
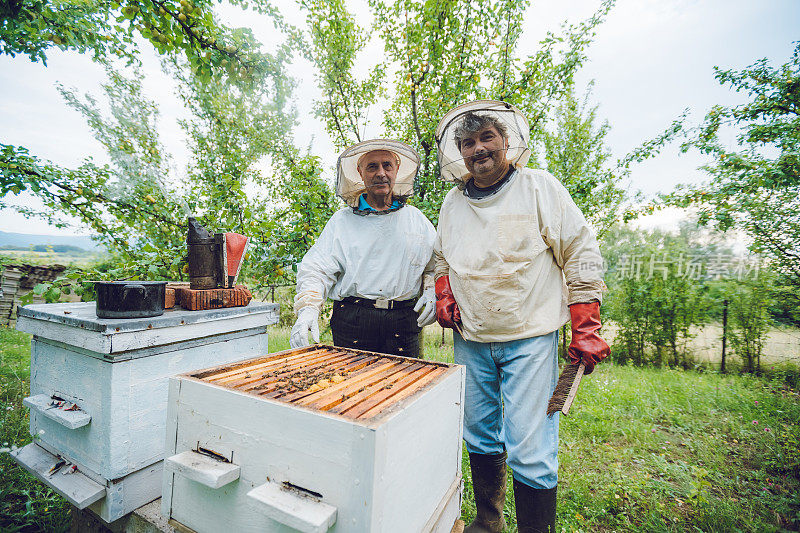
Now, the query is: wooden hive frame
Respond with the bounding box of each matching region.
[188,344,452,420]
[163,344,465,533]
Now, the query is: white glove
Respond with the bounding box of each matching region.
[413,287,436,328]
[290,306,320,348]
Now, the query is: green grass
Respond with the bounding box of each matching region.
[0,328,71,533]
[2,325,798,532]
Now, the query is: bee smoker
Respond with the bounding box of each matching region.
[186,217,225,290]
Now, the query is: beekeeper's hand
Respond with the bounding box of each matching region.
[435,276,461,329]
[567,301,609,375]
[414,287,436,328]
[290,306,320,348]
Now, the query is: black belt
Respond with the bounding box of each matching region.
[340,296,417,310]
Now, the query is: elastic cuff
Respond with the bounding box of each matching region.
[567,298,600,307]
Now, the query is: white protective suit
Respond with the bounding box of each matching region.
[294,205,436,315]
[433,167,604,343]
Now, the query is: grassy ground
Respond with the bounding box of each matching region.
[0,328,71,533]
[1,325,798,532]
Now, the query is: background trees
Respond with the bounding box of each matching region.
[0,0,284,82]
[301,0,625,223]
[603,224,710,368]
[2,0,631,292]
[542,86,624,236]
[1,0,796,372]
[663,42,800,288]
[1,51,335,297]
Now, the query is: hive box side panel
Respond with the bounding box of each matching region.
[17,303,278,354]
[28,339,113,477]
[109,313,275,353]
[161,378,181,518]
[426,477,463,533]
[125,331,269,471]
[30,325,269,363]
[17,315,111,353]
[371,367,465,533]
[164,379,376,533]
[28,330,269,480]
[88,461,163,523]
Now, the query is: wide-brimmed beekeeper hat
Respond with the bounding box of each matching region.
[336,139,421,207]
[435,100,531,183]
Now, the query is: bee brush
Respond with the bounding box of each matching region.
[546,362,585,416]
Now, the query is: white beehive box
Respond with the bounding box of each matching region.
[162,345,466,533]
[10,301,279,523]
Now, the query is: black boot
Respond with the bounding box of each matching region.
[513,478,557,533]
[465,452,507,533]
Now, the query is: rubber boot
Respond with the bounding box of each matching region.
[513,478,557,533]
[465,452,507,533]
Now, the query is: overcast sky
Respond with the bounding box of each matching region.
[1,0,798,236]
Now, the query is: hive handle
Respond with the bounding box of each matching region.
[247,480,337,533]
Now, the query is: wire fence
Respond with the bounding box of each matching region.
[602,322,800,367]
[258,283,295,303]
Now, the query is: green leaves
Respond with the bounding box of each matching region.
[603,224,714,368]
[0,0,286,85]
[3,0,631,301]
[660,42,800,287]
[542,86,624,237]
[300,0,620,223]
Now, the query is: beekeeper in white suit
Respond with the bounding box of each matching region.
[290,139,437,358]
[433,101,609,533]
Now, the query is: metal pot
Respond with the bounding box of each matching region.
[95,281,167,319]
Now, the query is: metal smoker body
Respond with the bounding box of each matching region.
[187,217,228,290]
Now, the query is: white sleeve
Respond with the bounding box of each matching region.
[293,215,343,314]
[433,196,452,282]
[538,173,605,305]
[433,217,453,282]
[420,212,437,290]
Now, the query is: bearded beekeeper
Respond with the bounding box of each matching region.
[290,139,437,358]
[433,101,610,533]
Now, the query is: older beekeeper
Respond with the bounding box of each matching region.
[290,139,437,357]
[433,101,610,533]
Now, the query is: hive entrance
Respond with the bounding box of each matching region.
[191,345,449,420]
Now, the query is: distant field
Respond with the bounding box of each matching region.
[0,249,108,267]
[603,322,800,366]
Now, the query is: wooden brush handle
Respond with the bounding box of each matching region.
[561,363,585,415]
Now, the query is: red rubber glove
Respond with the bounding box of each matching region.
[568,301,609,375]
[435,276,461,329]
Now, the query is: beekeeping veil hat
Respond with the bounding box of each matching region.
[435,100,531,183]
[336,139,421,208]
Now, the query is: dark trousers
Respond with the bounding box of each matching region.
[331,300,422,358]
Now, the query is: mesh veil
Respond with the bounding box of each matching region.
[435,100,530,183]
[336,139,421,207]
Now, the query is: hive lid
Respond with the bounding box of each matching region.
[16,301,279,355]
[188,344,458,421]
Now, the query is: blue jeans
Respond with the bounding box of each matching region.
[454,330,560,489]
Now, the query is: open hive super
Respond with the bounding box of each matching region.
[190,344,451,420]
[163,343,465,532]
